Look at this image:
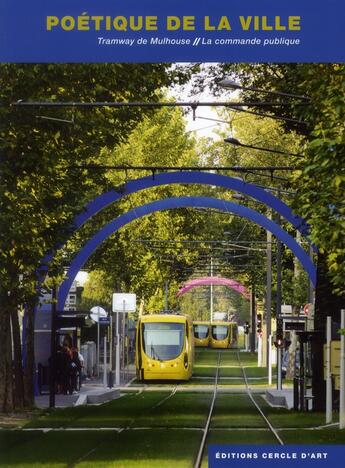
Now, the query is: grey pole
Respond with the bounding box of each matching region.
[115,304,121,386]
[326,316,332,424]
[97,307,100,377]
[164,281,169,310]
[210,256,214,323]
[103,336,107,388]
[308,244,315,304]
[250,286,256,353]
[276,209,282,391]
[49,285,57,408]
[108,314,113,388]
[266,214,272,367]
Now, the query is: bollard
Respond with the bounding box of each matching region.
[293,377,299,411]
[268,335,272,385]
[103,336,107,388]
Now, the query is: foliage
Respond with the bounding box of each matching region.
[74,105,206,312]
[179,285,250,323]
[195,111,310,307]
[0,63,192,302]
[0,63,193,410]
[76,107,309,317]
[197,63,345,294]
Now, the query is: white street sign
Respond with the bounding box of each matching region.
[281,304,292,316]
[90,306,107,322]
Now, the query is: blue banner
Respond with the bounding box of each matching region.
[0,0,344,62]
[208,446,345,468]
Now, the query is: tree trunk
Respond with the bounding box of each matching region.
[10,306,25,410]
[312,252,345,411]
[23,300,36,407]
[0,306,14,412]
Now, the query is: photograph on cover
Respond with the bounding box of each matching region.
[0,62,344,467]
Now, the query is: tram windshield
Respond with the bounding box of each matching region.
[193,324,209,339]
[142,322,185,361]
[212,325,228,340]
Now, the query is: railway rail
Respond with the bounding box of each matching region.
[194,349,283,468]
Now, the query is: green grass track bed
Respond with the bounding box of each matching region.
[0,429,202,468]
[25,392,170,428]
[25,391,213,429]
[211,394,266,428]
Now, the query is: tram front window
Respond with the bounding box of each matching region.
[212,325,228,340]
[142,322,185,360]
[193,325,209,339]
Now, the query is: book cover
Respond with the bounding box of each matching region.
[0,1,344,467]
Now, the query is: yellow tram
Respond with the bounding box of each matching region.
[209,321,238,349]
[135,314,194,381]
[193,321,210,347]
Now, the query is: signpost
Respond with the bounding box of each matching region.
[90,306,107,377]
[112,293,136,386]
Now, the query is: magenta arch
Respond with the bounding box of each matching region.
[177,276,250,300]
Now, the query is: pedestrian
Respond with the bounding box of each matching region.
[70,346,82,393]
[61,345,72,394]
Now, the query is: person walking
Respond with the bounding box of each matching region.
[70,347,82,393]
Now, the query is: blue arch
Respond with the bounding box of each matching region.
[73,171,310,236]
[57,196,316,310]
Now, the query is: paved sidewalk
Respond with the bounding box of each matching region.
[35,371,136,408]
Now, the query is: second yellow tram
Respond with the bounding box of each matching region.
[209,321,238,349]
[193,321,210,347]
[135,314,194,381]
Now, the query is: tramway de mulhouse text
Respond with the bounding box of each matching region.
[97,37,301,47]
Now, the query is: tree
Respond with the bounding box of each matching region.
[76,107,306,325]
[0,63,193,411]
[74,105,203,312]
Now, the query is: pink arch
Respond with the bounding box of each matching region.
[176,276,250,300]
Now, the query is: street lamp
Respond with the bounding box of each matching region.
[224,136,303,158]
[218,79,310,101]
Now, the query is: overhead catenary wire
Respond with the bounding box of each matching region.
[12,100,305,109]
[133,239,268,250]
[67,164,297,172]
[227,105,308,126]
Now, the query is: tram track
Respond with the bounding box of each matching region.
[125,385,178,428]
[194,349,284,468]
[236,349,284,446]
[19,349,285,468]
[150,386,178,409]
[194,351,221,468]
